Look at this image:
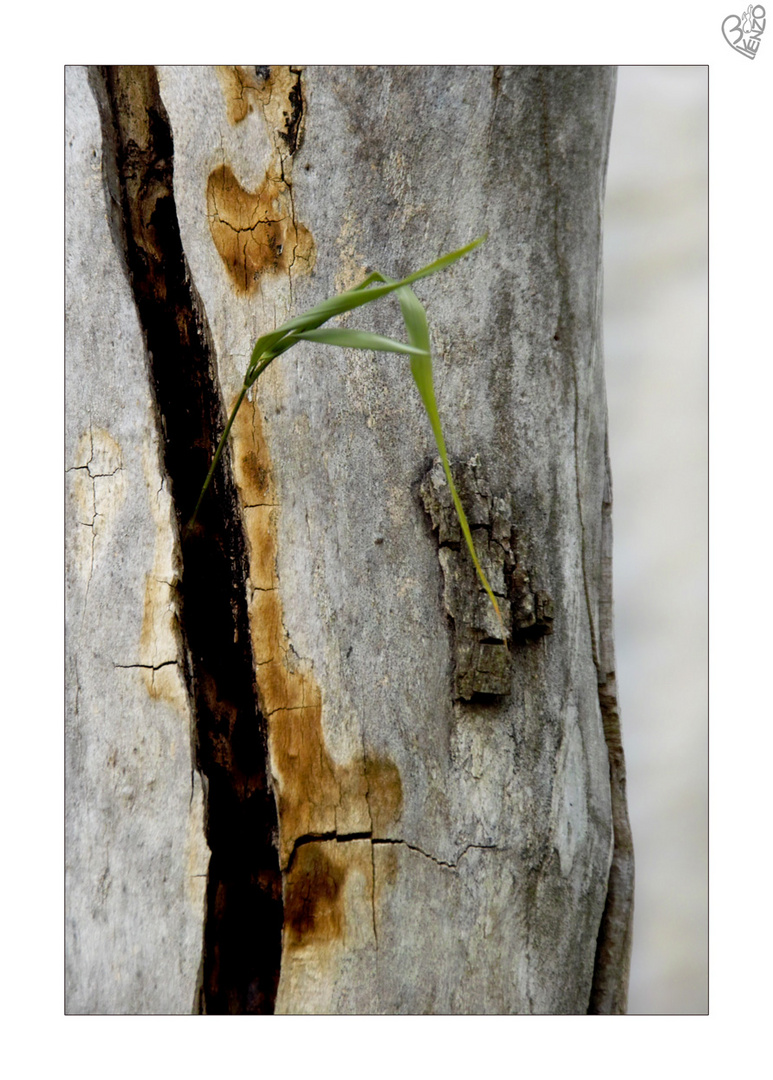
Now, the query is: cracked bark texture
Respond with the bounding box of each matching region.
[65,66,208,1013]
[66,65,632,1014]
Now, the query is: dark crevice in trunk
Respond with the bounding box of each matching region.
[87,65,282,1015]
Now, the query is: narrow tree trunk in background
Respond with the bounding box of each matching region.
[65,64,633,1014]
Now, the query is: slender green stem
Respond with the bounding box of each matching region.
[437,428,503,628]
[187,385,248,531]
[415,367,506,641]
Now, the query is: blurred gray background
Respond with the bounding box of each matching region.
[603,66,708,1014]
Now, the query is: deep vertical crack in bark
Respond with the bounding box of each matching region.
[88,65,282,1014]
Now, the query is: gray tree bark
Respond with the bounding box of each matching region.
[66,64,633,1014]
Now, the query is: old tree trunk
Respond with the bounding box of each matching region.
[65,65,633,1014]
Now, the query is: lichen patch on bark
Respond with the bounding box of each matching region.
[334,213,370,292]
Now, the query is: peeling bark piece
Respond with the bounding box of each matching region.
[421,456,554,700]
[510,533,556,639]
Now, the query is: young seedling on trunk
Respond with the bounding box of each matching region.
[189,235,503,633]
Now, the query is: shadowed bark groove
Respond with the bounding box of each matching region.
[87,65,283,1014]
[588,451,635,1013]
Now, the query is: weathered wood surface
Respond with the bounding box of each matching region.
[66,64,631,1014]
[65,66,208,1014]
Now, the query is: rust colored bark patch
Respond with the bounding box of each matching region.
[209,66,314,294]
[230,397,404,902]
[207,164,313,294]
[365,758,403,834]
[283,839,377,954]
[283,844,346,948]
[216,66,301,145]
[215,66,268,125]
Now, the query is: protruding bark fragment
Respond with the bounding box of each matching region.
[420,456,554,700]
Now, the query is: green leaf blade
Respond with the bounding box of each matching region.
[397,284,504,635]
[290,327,427,356]
[247,234,486,377]
[190,229,495,614]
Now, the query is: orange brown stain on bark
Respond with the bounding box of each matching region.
[365,758,403,834]
[283,839,378,952]
[216,66,303,145]
[137,575,188,708]
[209,66,314,294]
[283,844,346,949]
[229,395,403,947]
[139,577,167,701]
[215,66,264,125]
[207,164,314,294]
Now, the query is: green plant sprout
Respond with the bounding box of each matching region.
[189,234,503,631]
